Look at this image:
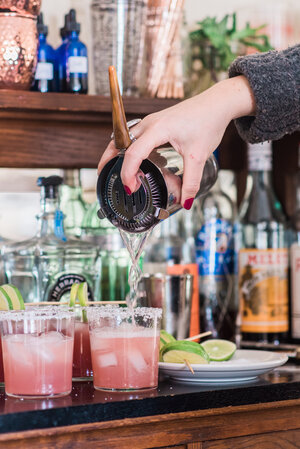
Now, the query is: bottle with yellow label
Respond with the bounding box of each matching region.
[238,141,289,345]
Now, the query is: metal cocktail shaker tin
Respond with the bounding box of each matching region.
[96,66,218,233]
[97,129,218,233]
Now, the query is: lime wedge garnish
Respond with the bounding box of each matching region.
[77,282,88,306]
[160,330,176,350]
[69,283,79,307]
[201,339,236,361]
[0,286,13,311]
[0,284,25,310]
[161,341,210,364]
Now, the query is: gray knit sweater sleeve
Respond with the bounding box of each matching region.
[228,44,300,143]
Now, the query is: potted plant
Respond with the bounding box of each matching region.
[185,13,272,96]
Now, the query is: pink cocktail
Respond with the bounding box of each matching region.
[0,307,75,399]
[73,319,92,380]
[88,306,162,391]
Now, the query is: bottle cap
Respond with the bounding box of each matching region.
[68,9,80,33]
[37,13,48,36]
[60,13,70,39]
[37,176,63,199]
[248,141,272,171]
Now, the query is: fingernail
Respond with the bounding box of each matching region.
[184,198,194,210]
[124,185,132,195]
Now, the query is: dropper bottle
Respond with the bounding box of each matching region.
[33,13,56,93]
[56,13,71,93]
[65,9,88,94]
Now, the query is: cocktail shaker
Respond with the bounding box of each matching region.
[97,66,218,233]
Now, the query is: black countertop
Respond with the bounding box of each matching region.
[0,364,300,434]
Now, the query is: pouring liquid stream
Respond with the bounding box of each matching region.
[119,229,151,311]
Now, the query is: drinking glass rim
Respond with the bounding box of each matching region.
[0,306,75,322]
[87,305,162,320]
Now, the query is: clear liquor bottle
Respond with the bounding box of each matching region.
[239,142,288,345]
[3,176,98,303]
[81,201,131,301]
[60,169,88,238]
[143,214,184,274]
[194,172,238,341]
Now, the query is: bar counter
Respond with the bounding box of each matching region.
[0,363,299,448]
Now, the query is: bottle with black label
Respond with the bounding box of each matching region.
[33,13,57,93]
[65,9,88,94]
[239,141,288,345]
[3,176,98,303]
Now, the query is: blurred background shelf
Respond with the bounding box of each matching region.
[0,90,178,169]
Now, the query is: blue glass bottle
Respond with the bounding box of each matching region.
[56,13,70,93]
[65,9,88,94]
[33,13,56,93]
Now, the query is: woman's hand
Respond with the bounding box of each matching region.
[98,75,255,209]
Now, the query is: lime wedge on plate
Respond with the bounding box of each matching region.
[0,286,14,311]
[0,284,24,310]
[160,330,176,350]
[69,283,79,307]
[201,339,236,361]
[161,341,210,364]
[77,282,88,306]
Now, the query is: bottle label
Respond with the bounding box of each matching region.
[291,243,300,338]
[195,219,235,276]
[239,249,289,333]
[68,56,88,74]
[35,62,54,80]
[248,142,272,171]
[48,273,93,302]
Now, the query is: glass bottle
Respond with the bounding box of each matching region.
[32,13,56,93]
[65,9,88,94]
[194,172,238,341]
[60,169,88,238]
[143,214,184,274]
[239,142,288,345]
[3,176,98,303]
[290,144,300,343]
[81,201,131,301]
[56,12,70,93]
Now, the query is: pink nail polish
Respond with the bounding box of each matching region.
[124,185,132,195]
[184,198,194,210]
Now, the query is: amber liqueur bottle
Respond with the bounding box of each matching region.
[238,142,289,345]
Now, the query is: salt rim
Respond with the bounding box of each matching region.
[0,306,75,322]
[87,305,162,321]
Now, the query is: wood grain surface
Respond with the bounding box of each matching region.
[0,400,299,449]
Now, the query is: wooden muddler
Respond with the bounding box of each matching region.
[109,65,132,150]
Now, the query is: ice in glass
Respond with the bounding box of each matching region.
[88,306,162,391]
[0,307,75,398]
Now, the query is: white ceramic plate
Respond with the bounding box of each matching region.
[159,349,288,384]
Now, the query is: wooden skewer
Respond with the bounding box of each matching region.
[184,331,212,341]
[183,359,194,374]
[25,301,127,306]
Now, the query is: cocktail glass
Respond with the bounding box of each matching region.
[0,307,75,399]
[72,307,93,381]
[87,306,162,391]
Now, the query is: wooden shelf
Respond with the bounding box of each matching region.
[0,90,178,169]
